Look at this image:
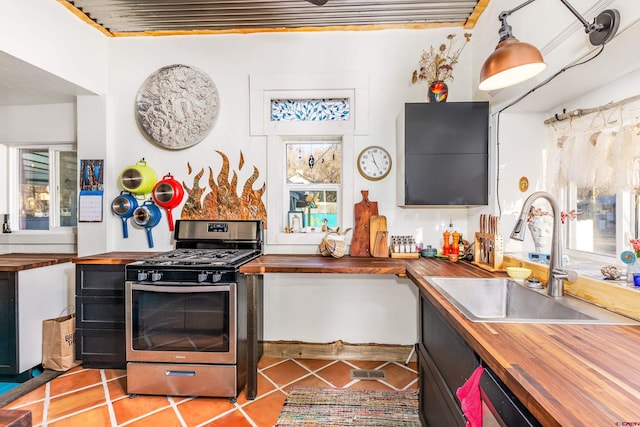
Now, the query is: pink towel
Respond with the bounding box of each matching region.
[456,365,485,427]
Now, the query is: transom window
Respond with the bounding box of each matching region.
[271,98,350,122]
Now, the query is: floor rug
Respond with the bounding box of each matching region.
[275,387,421,426]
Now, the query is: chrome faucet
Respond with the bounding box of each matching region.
[510,191,577,297]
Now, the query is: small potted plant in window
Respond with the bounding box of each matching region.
[411,33,472,103]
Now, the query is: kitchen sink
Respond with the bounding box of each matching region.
[424,277,640,325]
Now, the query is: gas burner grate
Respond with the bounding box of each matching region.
[140,248,259,266]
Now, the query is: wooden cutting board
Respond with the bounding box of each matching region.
[372,230,389,257]
[351,190,378,257]
[369,215,387,251]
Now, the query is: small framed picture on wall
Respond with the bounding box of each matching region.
[288,211,304,232]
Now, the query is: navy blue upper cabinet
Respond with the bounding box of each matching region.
[396,102,489,207]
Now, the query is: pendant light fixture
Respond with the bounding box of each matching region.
[479,0,620,91]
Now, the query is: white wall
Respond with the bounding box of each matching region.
[495,112,548,254]
[77,95,110,256]
[101,29,477,256]
[0,0,107,95]
[101,29,478,345]
[264,274,418,344]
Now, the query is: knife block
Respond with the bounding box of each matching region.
[472,232,504,271]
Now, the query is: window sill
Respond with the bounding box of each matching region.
[0,228,76,246]
[505,251,629,283]
[268,229,347,245]
[504,253,640,320]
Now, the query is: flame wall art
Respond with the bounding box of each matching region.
[180,150,267,227]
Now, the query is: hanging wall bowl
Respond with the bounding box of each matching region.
[111,191,138,238]
[152,173,184,231]
[133,200,162,248]
[119,159,158,198]
[135,64,219,150]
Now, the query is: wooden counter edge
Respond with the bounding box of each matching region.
[0,254,75,272]
[72,252,162,265]
[239,254,408,275]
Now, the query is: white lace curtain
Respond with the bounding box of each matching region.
[546,97,640,193]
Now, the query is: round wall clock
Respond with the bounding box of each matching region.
[135,64,219,150]
[357,146,392,181]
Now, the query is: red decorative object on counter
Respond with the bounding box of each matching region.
[451,231,460,255]
[443,231,451,255]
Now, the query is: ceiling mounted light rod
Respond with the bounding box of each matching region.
[479,0,620,91]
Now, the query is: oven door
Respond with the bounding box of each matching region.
[125,281,236,364]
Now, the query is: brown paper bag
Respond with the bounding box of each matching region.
[42,313,80,371]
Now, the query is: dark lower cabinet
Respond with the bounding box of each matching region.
[419,291,476,426]
[419,290,540,426]
[0,272,22,380]
[75,264,127,368]
[418,349,465,426]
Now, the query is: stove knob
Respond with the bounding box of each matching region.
[151,271,162,282]
[211,272,222,282]
[137,271,148,281]
[198,272,208,282]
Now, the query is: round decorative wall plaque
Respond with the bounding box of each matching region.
[135,64,219,150]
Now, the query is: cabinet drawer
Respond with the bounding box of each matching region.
[76,328,125,369]
[76,296,124,328]
[419,348,465,427]
[405,102,489,155]
[76,264,125,296]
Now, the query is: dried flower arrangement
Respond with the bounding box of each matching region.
[411,33,472,85]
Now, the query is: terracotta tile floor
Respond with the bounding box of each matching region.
[2,358,418,426]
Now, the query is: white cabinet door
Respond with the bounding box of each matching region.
[18,263,74,372]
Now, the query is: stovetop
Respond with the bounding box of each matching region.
[125,248,261,283]
[137,248,260,267]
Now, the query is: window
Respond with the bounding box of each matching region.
[271,98,350,122]
[286,140,341,231]
[547,99,640,258]
[565,185,618,256]
[13,145,77,231]
[250,72,367,244]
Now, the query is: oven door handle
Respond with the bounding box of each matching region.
[130,283,231,293]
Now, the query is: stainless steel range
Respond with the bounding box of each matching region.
[125,219,263,400]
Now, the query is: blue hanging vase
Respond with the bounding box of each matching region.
[427,80,448,103]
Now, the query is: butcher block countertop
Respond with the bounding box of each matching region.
[0,253,75,272]
[72,252,162,265]
[241,254,640,426]
[240,254,408,275]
